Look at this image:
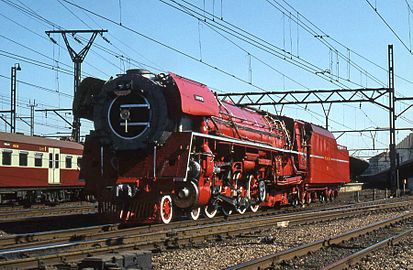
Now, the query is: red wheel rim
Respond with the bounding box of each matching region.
[160,195,173,224]
[162,199,171,219]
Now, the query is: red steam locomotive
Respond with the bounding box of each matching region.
[76,69,350,224]
[0,132,83,204]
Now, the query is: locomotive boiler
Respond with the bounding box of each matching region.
[75,69,350,224]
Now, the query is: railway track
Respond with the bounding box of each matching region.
[0,189,379,224]
[225,208,413,270]
[0,197,411,269]
[322,228,413,270]
[0,203,96,222]
[0,196,406,249]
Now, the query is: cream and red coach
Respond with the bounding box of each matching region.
[77,69,350,224]
[0,132,83,204]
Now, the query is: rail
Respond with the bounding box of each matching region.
[322,228,413,270]
[0,198,410,269]
[225,211,413,270]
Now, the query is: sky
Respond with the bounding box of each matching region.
[0,0,412,159]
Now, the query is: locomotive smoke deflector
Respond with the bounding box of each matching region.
[168,73,220,117]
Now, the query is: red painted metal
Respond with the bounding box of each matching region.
[170,73,220,116]
[205,101,286,148]
[0,168,81,187]
[120,132,192,180]
[308,124,350,185]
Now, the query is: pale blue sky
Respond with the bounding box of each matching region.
[0,0,412,158]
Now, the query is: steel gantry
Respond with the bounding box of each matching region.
[218,45,413,195]
[219,87,389,125]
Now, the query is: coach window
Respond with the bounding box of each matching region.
[35,153,43,167]
[66,156,72,169]
[55,153,59,169]
[19,152,28,166]
[2,150,12,165]
[77,157,82,168]
[49,153,53,168]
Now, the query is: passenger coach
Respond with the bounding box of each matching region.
[0,132,83,204]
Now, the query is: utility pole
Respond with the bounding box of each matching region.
[10,63,21,133]
[17,100,37,136]
[29,100,37,136]
[387,44,398,196]
[45,29,107,142]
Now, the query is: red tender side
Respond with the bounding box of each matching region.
[308,125,350,184]
[169,73,220,116]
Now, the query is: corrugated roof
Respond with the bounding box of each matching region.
[0,132,83,150]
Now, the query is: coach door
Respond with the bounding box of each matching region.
[48,148,61,184]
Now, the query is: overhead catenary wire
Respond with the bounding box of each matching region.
[2,1,294,133]
[0,74,73,98]
[0,49,73,76]
[61,0,290,93]
[0,94,61,110]
[177,0,386,89]
[0,0,122,77]
[60,0,398,149]
[201,21,310,89]
[365,0,413,55]
[0,98,94,135]
[73,1,164,71]
[57,0,164,73]
[275,0,413,86]
[0,0,400,152]
[161,0,413,116]
[0,12,109,78]
[177,6,392,145]
[0,34,102,78]
[0,0,168,136]
[159,0,400,128]
[161,0,355,89]
[266,0,386,87]
[407,0,412,50]
[0,0,157,134]
[57,0,165,73]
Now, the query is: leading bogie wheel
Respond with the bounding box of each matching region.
[190,207,201,221]
[204,205,218,219]
[160,195,173,224]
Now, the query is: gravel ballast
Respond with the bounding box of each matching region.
[152,210,410,270]
[353,232,413,270]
